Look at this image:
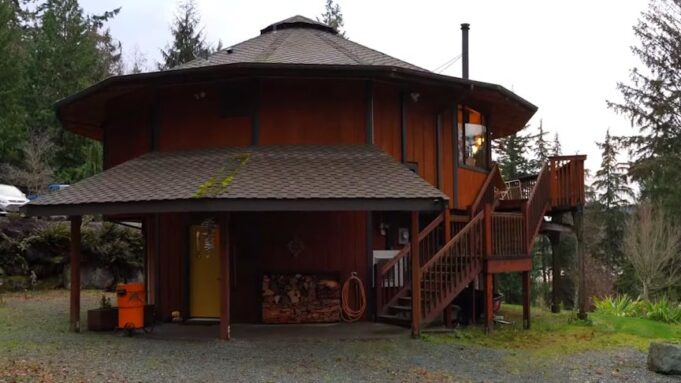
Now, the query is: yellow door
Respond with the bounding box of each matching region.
[190,224,221,318]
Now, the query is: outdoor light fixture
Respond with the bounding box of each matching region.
[410,92,420,103]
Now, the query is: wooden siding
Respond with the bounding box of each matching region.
[154,211,368,322]
[159,85,251,150]
[259,79,366,145]
[373,83,402,159]
[406,92,438,186]
[457,168,487,209]
[103,109,151,169]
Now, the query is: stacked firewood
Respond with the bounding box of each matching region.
[262,273,340,323]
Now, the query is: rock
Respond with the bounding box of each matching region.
[63,264,115,290]
[648,342,681,375]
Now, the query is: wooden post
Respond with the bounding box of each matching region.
[442,208,453,327]
[483,204,493,333]
[573,209,587,320]
[69,216,82,332]
[549,228,561,313]
[219,213,231,340]
[522,271,531,329]
[410,211,421,337]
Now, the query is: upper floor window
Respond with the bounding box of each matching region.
[459,109,489,169]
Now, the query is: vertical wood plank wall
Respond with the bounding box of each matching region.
[101,78,494,322]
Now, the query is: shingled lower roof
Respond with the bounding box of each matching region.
[25,145,448,216]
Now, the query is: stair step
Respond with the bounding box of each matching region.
[388,305,412,312]
[377,314,411,327]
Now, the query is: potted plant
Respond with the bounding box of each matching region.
[87,295,118,331]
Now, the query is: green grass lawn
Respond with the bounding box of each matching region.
[423,304,681,356]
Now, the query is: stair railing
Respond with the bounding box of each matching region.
[470,163,502,218]
[523,163,551,252]
[419,210,485,325]
[375,212,444,315]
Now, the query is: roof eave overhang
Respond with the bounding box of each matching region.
[56,62,537,140]
[24,197,448,217]
[56,63,537,111]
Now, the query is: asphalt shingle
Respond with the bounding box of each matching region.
[173,15,427,72]
[29,145,447,207]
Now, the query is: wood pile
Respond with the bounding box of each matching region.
[262,273,340,323]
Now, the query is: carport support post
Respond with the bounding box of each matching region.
[70,216,82,332]
[219,213,231,341]
[522,271,531,329]
[410,211,421,338]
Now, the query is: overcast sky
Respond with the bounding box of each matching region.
[80,0,648,175]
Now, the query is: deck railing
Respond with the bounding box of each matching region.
[549,155,586,209]
[470,163,501,218]
[420,211,485,324]
[375,212,444,315]
[491,212,525,258]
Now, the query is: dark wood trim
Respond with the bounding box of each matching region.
[459,164,489,174]
[452,102,459,208]
[410,211,421,337]
[26,197,448,217]
[436,114,442,189]
[150,89,160,151]
[154,214,161,318]
[219,213,231,340]
[484,272,493,333]
[251,79,260,145]
[400,91,407,163]
[70,216,82,332]
[365,212,374,320]
[522,270,531,329]
[486,257,532,273]
[365,80,374,145]
[485,113,492,170]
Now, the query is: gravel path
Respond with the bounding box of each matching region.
[0,290,677,382]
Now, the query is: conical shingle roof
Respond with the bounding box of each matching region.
[174,15,427,72]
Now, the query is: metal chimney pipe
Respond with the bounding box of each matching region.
[461,23,470,79]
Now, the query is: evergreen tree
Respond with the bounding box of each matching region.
[531,119,551,171]
[592,128,633,269]
[494,129,533,180]
[318,0,346,38]
[608,0,681,217]
[23,0,120,182]
[159,0,209,70]
[552,133,562,156]
[0,0,27,166]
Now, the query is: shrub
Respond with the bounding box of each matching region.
[594,294,681,324]
[645,297,681,324]
[593,294,644,317]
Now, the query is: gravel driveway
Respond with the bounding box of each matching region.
[0,290,676,382]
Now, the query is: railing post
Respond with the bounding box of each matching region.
[410,211,421,337]
[483,204,493,333]
[374,262,382,318]
[444,208,451,243]
[549,159,556,208]
[520,201,529,255]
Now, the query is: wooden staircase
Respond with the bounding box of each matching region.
[375,155,586,333]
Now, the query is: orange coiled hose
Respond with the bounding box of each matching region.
[341,272,366,322]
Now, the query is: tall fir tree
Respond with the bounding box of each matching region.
[531,119,551,171]
[22,0,120,182]
[0,0,27,167]
[592,129,633,269]
[159,0,209,70]
[608,0,681,218]
[494,129,533,180]
[318,0,346,38]
[552,132,562,156]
